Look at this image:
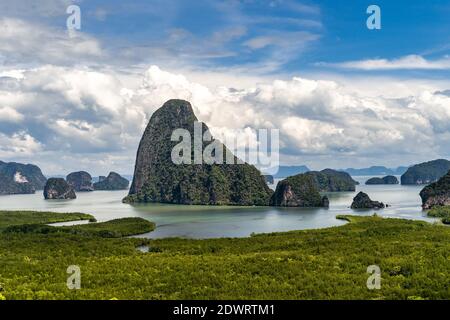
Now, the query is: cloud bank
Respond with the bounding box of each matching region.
[1,64,450,175]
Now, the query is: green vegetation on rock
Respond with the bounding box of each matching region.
[94,172,129,191]
[401,159,450,185]
[305,169,358,192]
[427,206,450,224]
[124,99,272,205]
[270,174,328,207]
[366,176,399,185]
[420,170,450,209]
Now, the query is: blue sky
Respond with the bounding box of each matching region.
[1,0,450,174]
[50,0,450,77]
[8,0,449,76]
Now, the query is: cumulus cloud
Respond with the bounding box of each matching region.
[0,18,103,67]
[1,64,450,175]
[0,131,42,157]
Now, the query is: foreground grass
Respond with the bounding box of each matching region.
[0,211,449,300]
[428,206,450,224]
[0,211,94,231]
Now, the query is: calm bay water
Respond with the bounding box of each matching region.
[0,176,436,239]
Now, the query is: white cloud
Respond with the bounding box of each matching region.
[0,18,103,67]
[320,55,450,70]
[0,131,42,157]
[1,64,450,175]
[0,106,24,122]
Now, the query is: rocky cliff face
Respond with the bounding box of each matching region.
[270,174,329,207]
[94,172,129,190]
[124,99,273,205]
[0,161,47,194]
[351,192,385,209]
[66,171,94,192]
[305,169,358,192]
[401,159,450,185]
[420,171,450,209]
[0,172,35,195]
[44,178,76,200]
[366,175,399,185]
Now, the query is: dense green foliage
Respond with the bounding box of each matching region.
[305,169,358,192]
[366,176,399,185]
[420,171,450,209]
[0,211,94,231]
[428,206,450,224]
[270,174,327,207]
[0,213,448,300]
[3,218,155,238]
[125,100,273,205]
[401,159,450,185]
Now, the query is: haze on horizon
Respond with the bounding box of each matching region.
[0,0,449,176]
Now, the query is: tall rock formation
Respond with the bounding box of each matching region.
[66,171,94,192]
[44,178,76,200]
[124,99,273,205]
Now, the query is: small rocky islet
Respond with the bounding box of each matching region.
[42,172,129,200]
[44,178,77,200]
[351,192,385,209]
[365,175,399,185]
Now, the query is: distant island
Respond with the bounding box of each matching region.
[0,161,47,195]
[401,159,450,185]
[341,166,408,176]
[365,176,399,185]
[305,169,358,192]
[269,165,408,178]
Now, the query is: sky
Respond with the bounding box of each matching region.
[0,0,450,175]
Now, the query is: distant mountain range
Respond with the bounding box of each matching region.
[269,165,408,178]
[341,166,409,176]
